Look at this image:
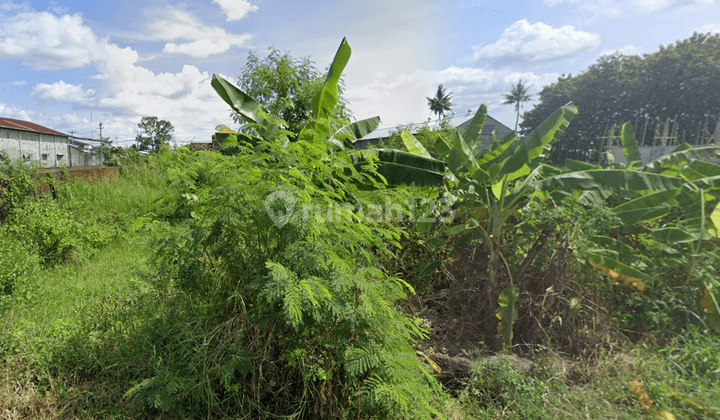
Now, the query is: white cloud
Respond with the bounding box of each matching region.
[0,12,100,70]
[145,8,253,57]
[0,8,238,142]
[471,20,601,67]
[213,0,258,21]
[598,45,641,57]
[0,80,26,88]
[163,37,252,58]
[697,23,720,33]
[0,102,34,121]
[32,81,95,103]
[346,65,561,130]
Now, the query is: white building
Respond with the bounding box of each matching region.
[0,117,103,167]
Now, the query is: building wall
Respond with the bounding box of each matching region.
[69,146,103,167]
[1,128,102,167]
[1,128,68,167]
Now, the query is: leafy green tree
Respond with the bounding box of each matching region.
[136,117,174,152]
[426,84,453,120]
[236,47,351,135]
[502,79,532,131]
[523,32,720,165]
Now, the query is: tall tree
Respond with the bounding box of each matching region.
[502,80,533,131]
[136,117,174,152]
[426,84,454,120]
[237,47,351,136]
[523,32,720,165]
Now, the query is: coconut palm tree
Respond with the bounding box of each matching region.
[427,84,454,120]
[502,80,532,131]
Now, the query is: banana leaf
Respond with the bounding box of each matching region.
[496,102,578,177]
[564,158,601,171]
[620,122,642,169]
[611,189,679,224]
[496,285,519,353]
[311,37,351,119]
[682,160,720,180]
[332,116,381,149]
[400,130,432,158]
[372,161,445,187]
[211,74,263,125]
[353,149,446,186]
[464,104,487,152]
[533,170,683,192]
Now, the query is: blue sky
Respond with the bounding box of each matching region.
[1,0,719,146]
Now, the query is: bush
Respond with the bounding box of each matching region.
[117,144,445,418]
[0,229,38,297]
[6,198,117,266]
[0,159,41,223]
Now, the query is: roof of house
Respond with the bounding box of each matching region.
[0,117,67,136]
[357,112,513,142]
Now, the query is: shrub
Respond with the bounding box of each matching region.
[0,229,38,297]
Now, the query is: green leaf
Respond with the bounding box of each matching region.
[400,129,432,158]
[311,37,351,119]
[611,189,679,224]
[497,102,578,176]
[353,148,446,186]
[646,144,720,174]
[464,104,487,151]
[413,260,442,279]
[434,132,453,158]
[496,285,519,353]
[372,149,447,174]
[211,74,262,125]
[564,158,601,171]
[620,122,642,169]
[710,201,720,235]
[478,131,517,169]
[373,161,445,187]
[447,129,478,176]
[534,170,683,192]
[589,236,638,263]
[332,116,381,148]
[683,160,720,180]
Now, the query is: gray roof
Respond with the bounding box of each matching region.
[355,112,514,149]
[358,114,474,142]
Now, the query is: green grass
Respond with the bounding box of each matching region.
[3,235,150,353]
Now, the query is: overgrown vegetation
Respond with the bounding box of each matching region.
[1,36,719,419]
[523,32,720,164]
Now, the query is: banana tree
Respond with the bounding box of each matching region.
[212,38,381,149]
[398,102,579,351]
[528,123,720,335]
[402,110,720,350]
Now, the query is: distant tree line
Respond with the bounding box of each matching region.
[522,32,720,165]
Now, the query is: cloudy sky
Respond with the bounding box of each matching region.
[1,0,719,146]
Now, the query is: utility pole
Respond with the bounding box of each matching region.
[98,122,104,166]
[68,130,75,167]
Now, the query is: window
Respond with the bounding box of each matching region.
[57,154,64,161]
[41,153,48,161]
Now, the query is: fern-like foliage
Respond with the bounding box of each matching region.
[139,136,445,418]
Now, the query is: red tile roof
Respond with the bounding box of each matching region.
[0,117,67,136]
